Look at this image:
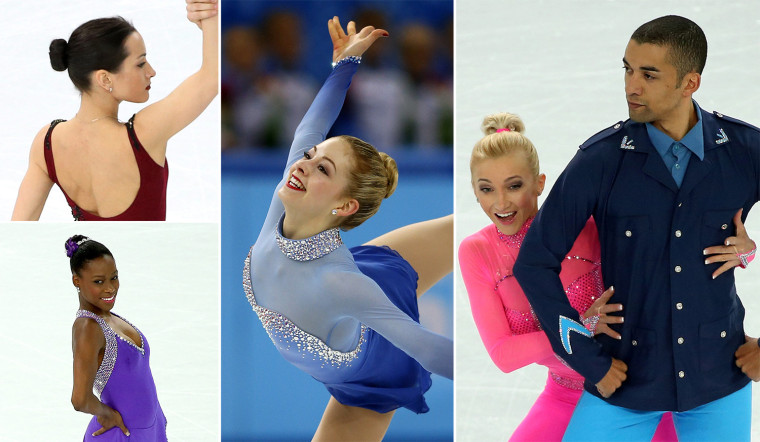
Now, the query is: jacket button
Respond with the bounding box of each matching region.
[721,331,727,338]
[677,337,684,344]
[625,230,632,237]
[721,224,728,230]
[675,266,682,273]
[675,230,682,238]
[676,302,683,310]
[614,123,621,129]
[678,371,685,378]
[632,340,638,346]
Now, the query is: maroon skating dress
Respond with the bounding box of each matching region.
[43,115,168,221]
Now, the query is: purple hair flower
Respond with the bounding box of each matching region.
[65,239,79,258]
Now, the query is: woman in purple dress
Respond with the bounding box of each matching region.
[68,235,166,441]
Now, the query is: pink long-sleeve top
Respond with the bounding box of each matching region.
[459,217,602,389]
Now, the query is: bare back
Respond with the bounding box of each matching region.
[47,120,165,218]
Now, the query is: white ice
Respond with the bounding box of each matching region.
[455,1,760,440]
[0,223,219,441]
[0,1,220,221]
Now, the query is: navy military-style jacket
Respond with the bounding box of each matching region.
[513,107,760,412]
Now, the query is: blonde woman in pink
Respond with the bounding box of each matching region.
[457,113,684,441]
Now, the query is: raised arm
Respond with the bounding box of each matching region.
[334,271,452,379]
[283,17,388,174]
[458,237,554,373]
[133,0,218,156]
[71,318,130,437]
[11,126,53,220]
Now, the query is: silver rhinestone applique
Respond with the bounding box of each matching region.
[495,216,534,249]
[550,372,584,390]
[113,313,145,356]
[275,217,343,262]
[243,248,365,368]
[76,310,117,399]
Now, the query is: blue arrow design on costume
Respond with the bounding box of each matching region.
[559,315,592,354]
[715,128,729,144]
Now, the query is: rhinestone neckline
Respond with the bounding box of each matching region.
[495,216,534,248]
[275,214,343,262]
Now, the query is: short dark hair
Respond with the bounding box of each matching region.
[66,235,114,275]
[631,15,707,84]
[49,17,137,93]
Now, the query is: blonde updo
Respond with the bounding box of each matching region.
[339,135,398,231]
[470,112,540,177]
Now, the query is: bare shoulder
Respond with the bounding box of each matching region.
[72,316,105,350]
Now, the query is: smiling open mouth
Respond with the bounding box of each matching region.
[102,295,116,302]
[286,175,306,191]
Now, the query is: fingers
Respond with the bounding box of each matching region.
[611,358,628,372]
[733,208,746,235]
[347,20,357,36]
[598,310,624,323]
[327,18,340,44]
[597,324,622,340]
[711,260,737,279]
[92,426,106,437]
[118,421,130,436]
[334,17,347,40]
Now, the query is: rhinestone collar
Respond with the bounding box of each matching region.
[496,216,534,248]
[275,214,343,262]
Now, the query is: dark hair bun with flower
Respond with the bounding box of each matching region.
[65,235,114,275]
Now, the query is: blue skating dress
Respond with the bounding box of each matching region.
[243,60,453,414]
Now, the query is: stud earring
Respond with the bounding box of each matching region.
[109,87,113,93]
[331,209,338,215]
[76,286,80,294]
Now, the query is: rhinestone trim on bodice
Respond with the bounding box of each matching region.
[275,215,343,262]
[495,216,534,249]
[76,310,117,398]
[243,247,366,369]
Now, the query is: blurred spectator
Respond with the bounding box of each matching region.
[222,1,452,152]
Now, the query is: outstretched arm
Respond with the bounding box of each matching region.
[335,271,452,379]
[283,17,388,174]
[133,0,219,156]
[11,126,53,220]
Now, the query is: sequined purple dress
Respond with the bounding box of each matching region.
[76,310,167,441]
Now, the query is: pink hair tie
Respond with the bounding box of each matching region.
[496,128,511,133]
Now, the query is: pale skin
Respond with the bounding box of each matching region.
[596,40,759,398]
[279,17,450,442]
[11,0,219,220]
[71,254,145,437]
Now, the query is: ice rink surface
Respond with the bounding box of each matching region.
[0,1,220,221]
[0,224,219,441]
[455,1,760,440]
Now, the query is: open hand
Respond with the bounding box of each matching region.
[186,0,219,29]
[735,335,760,381]
[704,209,756,279]
[92,406,129,437]
[328,16,388,63]
[584,286,624,340]
[595,358,627,398]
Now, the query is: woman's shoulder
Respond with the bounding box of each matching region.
[72,315,106,348]
[459,224,496,255]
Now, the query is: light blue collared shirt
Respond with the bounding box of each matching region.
[645,101,705,188]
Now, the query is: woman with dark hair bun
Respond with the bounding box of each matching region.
[12,0,218,221]
[67,234,167,440]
